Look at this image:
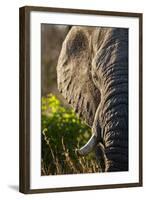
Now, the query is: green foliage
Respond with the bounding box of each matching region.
[41,94,98,175]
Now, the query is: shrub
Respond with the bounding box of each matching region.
[41,94,98,175]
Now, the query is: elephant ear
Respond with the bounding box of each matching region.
[57,26,100,127]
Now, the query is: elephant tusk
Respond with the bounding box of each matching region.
[77,134,98,156]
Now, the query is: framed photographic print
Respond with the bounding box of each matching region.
[19,6,143,194]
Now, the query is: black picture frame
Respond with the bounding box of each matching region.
[19,6,143,194]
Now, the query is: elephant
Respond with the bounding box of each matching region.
[56,26,128,172]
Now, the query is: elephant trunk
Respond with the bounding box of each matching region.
[101,67,128,172]
[91,28,129,172]
[78,29,129,172]
[103,102,128,172]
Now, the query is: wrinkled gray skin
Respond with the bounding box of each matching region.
[57,26,128,172]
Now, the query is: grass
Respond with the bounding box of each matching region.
[41,94,99,175]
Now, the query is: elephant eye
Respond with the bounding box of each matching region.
[66,31,88,57]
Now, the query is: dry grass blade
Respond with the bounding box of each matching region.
[61,137,79,173]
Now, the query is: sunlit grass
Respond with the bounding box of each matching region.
[41,94,99,175]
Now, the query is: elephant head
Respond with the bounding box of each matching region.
[57,26,128,172]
